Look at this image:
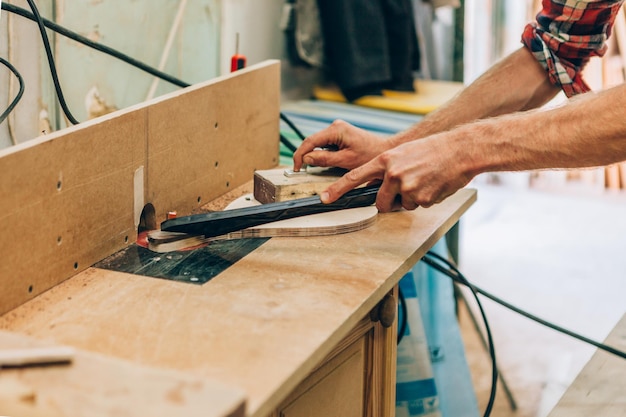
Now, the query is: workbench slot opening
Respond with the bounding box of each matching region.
[138,203,156,234]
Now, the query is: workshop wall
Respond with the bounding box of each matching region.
[0,0,303,148]
[0,0,49,148]
[55,0,220,123]
[219,0,321,100]
[0,0,220,147]
[1,0,461,149]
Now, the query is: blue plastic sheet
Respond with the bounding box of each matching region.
[397,239,479,417]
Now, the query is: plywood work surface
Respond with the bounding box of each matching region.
[0,188,476,417]
[548,313,626,417]
[0,331,246,417]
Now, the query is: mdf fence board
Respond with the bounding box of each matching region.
[146,61,280,219]
[0,61,280,315]
[0,110,147,315]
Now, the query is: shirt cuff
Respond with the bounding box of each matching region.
[521,23,591,98]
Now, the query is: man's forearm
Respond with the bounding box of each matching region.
[389,47,560,147]
[453,82,626,177]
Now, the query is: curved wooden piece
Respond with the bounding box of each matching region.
[148,194,378,252]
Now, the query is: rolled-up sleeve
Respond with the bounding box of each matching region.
[521,0,624,97]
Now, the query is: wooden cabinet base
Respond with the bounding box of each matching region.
[269,288,397,417]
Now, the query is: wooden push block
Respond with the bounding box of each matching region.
[253,167,345,204]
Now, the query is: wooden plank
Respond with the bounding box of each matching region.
[374,286,398,417]
[0,61,280,315]
[548,314,626,417]
[0,187,476,417]
[253,167,344,203]
[0,331,246,417]
[147,61,280,219]
[0,110,146,315]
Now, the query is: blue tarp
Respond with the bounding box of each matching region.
[399,239,479,417]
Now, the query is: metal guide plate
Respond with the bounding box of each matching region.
[94,238,269,285]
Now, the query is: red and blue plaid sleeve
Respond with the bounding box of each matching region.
[522,0,624,97]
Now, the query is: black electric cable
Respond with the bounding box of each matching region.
[25,0,79,125]
[425,250,626,360]
[397,286,408,345]
[0,57,25,125]
[280,133,298,153]
[279,113,306,155]
[280,112,306,141]
[422,252,498,417]
[1,2,190,89]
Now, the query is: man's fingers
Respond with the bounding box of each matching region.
[321,169,367,204]
[293,139,327,171]
[302,150,345,168]
[375,181,399,213]
[320,177,358,204]
[293,142,316,171]
[401,198,419,211]
[321,162,382,204]
[293,121,347,171]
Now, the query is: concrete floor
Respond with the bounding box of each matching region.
[455,173,626,417]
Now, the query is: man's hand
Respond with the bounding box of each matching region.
[321,134,474,212]
[293,120,392,172]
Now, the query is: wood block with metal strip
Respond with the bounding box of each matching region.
[253,167,345,203]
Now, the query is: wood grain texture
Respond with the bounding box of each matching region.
[0,61,280,315]
[547,314,626,417]
[375,287,398,417]
[0,187,476,417]
[277,336,366,417]
[0,331,246,417]
[253,167,344,203]
[275,307,395,417]
[147,61,280,219]
[0,110,145,315]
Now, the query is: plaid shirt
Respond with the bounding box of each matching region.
[522,0,625,97]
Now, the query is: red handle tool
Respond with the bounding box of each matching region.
[230,33,246,72]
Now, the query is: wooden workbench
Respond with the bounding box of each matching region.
[0,61,477,416]
[0,186,476,416]
[548,313,626,417]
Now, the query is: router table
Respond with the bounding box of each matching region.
[0,61,476,417]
